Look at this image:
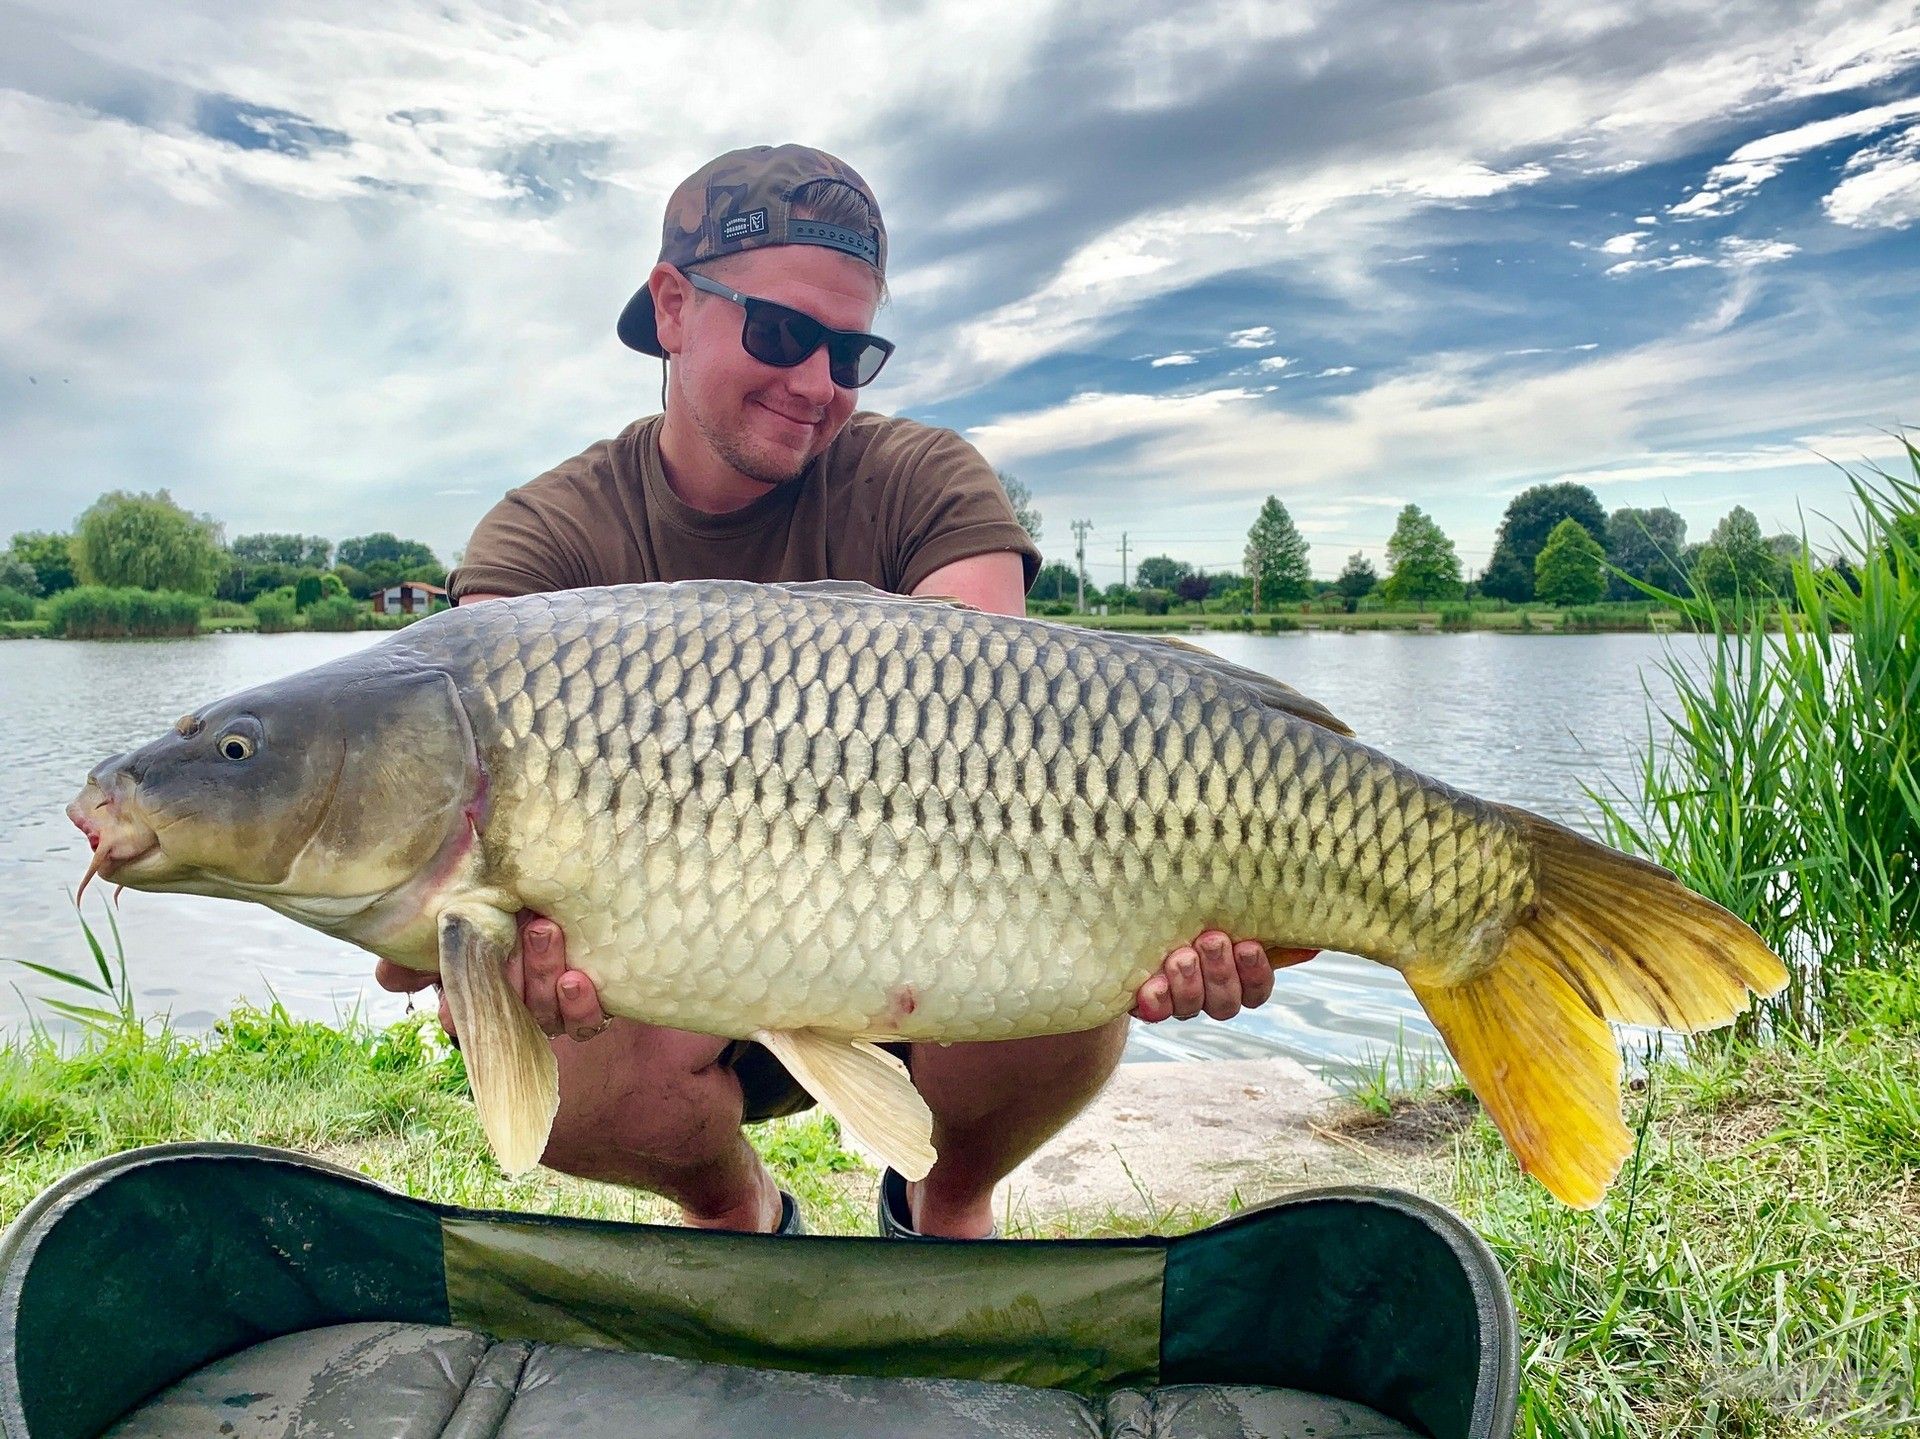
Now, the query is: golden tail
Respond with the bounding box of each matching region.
[1404,808,1789,1209]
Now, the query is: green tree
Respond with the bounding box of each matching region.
[1134,555,1192,592]
[8,531,77,595]
[1693,506,1778,600]
[336,532,438,573]
[72,490,224,595]
[0,551,39,596]
[1030,561,1078,604]
[294,574,324,610]
[1533,518,1607,605]
[1382,505,1465,604]
[1481,483,1608,602]
[995,471,1042,544]
[1174,571,1212,604]
[232,532,333,569]
[1334,551,1378,602]
[1604,506,1687,598]
[1244,497,1311,609]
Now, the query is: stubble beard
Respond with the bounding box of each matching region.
[693,398,815,489]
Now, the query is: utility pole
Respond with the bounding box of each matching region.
[1120,533,1130,591]
[1250,550,1261,614]
[1071,519,1092,613]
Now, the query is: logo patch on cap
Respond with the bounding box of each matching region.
[721,208,769,241]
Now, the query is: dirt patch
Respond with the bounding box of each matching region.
[1325,1090,1480,1158]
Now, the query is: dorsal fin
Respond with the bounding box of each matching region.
[1108,632,1353,736]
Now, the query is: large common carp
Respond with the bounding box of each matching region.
[69,581,1786,1207]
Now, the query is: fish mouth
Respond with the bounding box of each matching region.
[68,783,162,902]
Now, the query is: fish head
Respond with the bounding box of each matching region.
[69,666,482,908]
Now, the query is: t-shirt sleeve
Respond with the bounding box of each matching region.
[446,488,594,601]
[884,425,1043,595]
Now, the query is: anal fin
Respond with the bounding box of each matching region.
[756,1029,937,1181]
[439,905,559,1174]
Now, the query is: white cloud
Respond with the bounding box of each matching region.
[1257,355,1293,372]
[1607,234,1796,276]
[1823,123,1920,228]
[1226,325,1276,348]
[1150,352,1199,366]
[1634,214,1659,224]
[1670,93,1920,220]
[1600,230,1649,254]
[1316,365,1356,376]
[967,387,1262,463]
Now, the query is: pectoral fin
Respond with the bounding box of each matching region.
[755,1029,937,1181]
[439,905,559,1174]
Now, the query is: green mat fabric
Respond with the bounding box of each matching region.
[1,1145,1516,1439]
[443,1215,1162,1394]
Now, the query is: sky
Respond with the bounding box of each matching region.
[2,1,1917,586]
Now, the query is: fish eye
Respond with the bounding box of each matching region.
[218,734,255,762]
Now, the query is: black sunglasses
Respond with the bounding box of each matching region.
[681,270,895,388]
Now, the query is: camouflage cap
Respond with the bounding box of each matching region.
[617,143,887,357]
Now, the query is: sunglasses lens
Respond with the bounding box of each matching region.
[742,303,823,368]
[828,336,893,388]
[739,296,892,388]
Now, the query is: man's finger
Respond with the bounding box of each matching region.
[520,919,564,1033]
[557,970,609,1041]
[374,957,438,995]
[1132,973,1173,1023]
[1196,931,1242,1020]
[1166,945,1204,1020]
[1234,940,1275,1008]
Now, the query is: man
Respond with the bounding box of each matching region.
[376,144,1314,1237]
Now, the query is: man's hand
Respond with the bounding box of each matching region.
[372,912,611,1043]
[1130,933,1319,1023]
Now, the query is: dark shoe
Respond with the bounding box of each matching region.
[774,1190,807,1236]
[876,1168,998,1239]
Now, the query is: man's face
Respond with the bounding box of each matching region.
[657,244,882,486]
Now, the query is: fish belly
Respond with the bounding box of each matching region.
[447,583,1536,1042]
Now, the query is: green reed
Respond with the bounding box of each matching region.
[1593,439,1920,1036]
[42,585,206,639]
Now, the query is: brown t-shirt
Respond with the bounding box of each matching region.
[447,412,1040,602]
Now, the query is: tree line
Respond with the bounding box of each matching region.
[0,490,448,608]
[1022,480,1826,614]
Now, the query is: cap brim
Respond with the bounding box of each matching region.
[616,283,664,356]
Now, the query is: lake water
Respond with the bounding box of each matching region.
[0,627,1687,1078]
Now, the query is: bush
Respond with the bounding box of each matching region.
[1438,604,1472,631]
[294,574,323,611]
[204,598,251,619]
[1138,588,1171,616]
[42,586,204,639]
[0,589,35,622]
[303,595,363,632]
[1029,599,1074,617]
[250,593,299,633]
[1264,614,1299,632]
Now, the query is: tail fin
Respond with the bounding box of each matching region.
[1405,809,1789,1209]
